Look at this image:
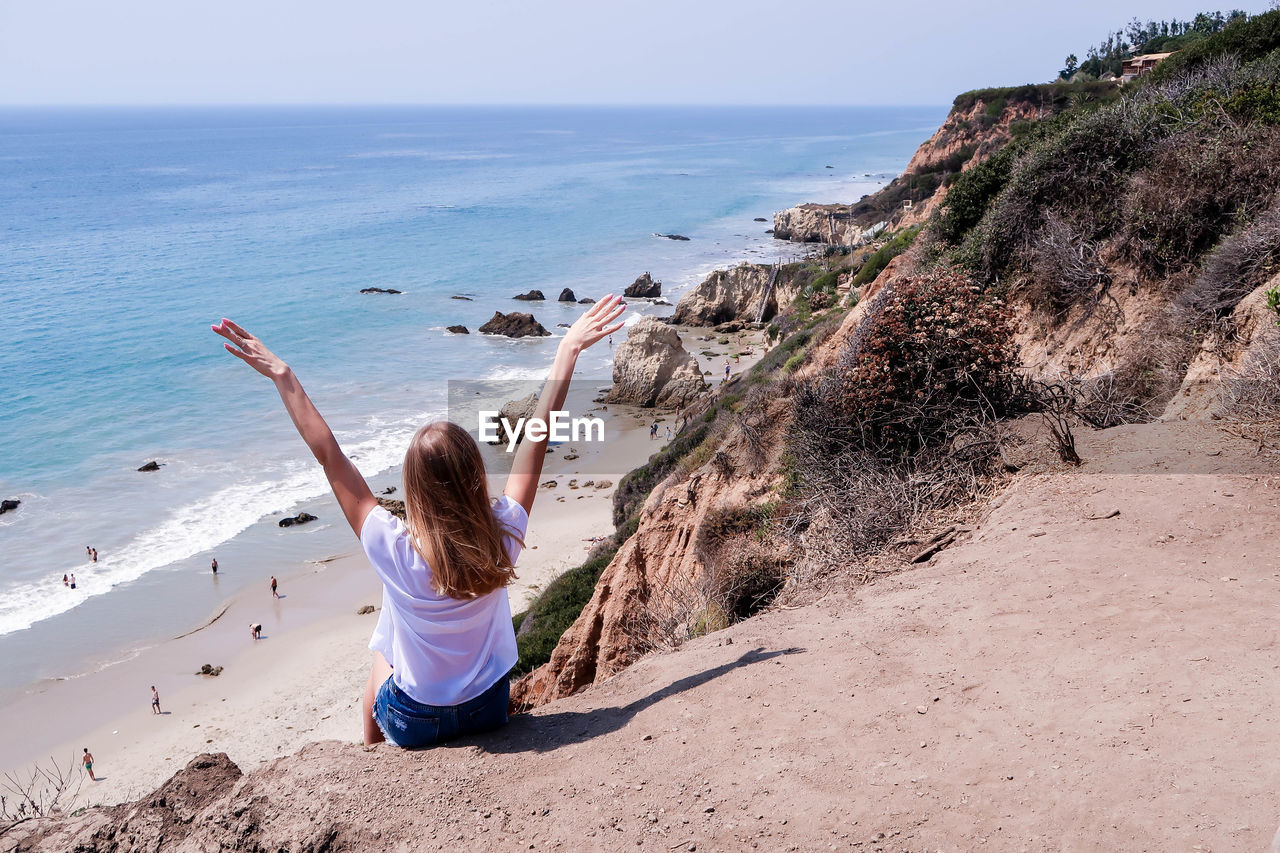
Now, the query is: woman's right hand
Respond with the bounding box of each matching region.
[211,319,290,380]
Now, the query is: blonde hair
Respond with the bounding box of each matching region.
[402,421,518,599]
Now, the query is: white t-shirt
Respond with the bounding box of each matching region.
[361,495,527,707]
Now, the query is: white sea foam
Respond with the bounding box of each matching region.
[0,412,436,638]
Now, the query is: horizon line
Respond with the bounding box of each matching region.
[0,101,951,110]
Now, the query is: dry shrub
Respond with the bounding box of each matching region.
[1021,211,1113,314]
[1121,124,1280,277]
[1179,199,1280,319]
[782,266,1022,578]
[795,266,1019,458]
[1219,330,1280,423]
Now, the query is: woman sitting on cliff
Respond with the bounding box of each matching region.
[211,296,625,747]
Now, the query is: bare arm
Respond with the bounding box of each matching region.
[505,295,626,517]
[212,319,377,537]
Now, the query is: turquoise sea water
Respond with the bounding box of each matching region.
[0,105,943,688]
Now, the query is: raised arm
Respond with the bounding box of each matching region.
[212,319,377,537]
[505,294,625,517]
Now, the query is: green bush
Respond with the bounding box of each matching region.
[1144,10,1280,86]
[853,227,920,286]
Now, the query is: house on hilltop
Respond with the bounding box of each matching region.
[1120,52,1173,82]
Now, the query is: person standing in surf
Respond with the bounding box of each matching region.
[212,295,624,748]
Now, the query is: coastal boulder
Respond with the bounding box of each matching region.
[623,273,662,299]
[604,317,706,408]
[513,290,545,301]
[483,393,538,446]
[772,204,861,244]
[278,512,317,528]
[377,497,406,520]
[670,263,800,326]
[446,325,469,334]
[558,288,577,302]
[138,460,161,472]
[360,287,402,294]
[478,311,551,338]
[578,297,596,304]
[0,498,19,515]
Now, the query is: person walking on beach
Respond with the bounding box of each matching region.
[270,576,279,598]
[649,421,658,440]
[724,360,731,382]
[151,685,161,714]
[665,426,672,441]
[82,748,95,781]
[249,622,262,640]
[213,297,624,749]
[211,558,218,575]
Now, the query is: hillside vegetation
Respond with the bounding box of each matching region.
[512,8,1280,706]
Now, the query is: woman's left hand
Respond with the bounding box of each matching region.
[561,294,626,353]
[211,319,290,380]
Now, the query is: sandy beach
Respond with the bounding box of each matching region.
[0,370,699,809]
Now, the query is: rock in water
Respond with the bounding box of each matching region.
[512,290,545,301]
[278,512,317,528]
[450,294,473,300]
[753,217,768,222]
[359,287,402,294]
[446,325,469,334]
[623,272,662,299]
[578,297,596,304]
[138,460,161,472]
[657,234,690,241]
[0,499,19,515]
[478,311,551,338]
[558,288,577,302]
[604,317,706,408]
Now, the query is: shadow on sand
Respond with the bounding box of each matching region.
[480,646,805,754]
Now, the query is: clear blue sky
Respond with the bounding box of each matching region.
[0,0,1268,105]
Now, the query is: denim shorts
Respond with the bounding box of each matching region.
[373,675,509,749]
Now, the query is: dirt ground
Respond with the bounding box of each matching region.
[11,420,1280,852]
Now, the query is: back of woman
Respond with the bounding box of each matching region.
[211,295,624,749]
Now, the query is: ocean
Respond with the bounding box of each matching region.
[0,105,943,693]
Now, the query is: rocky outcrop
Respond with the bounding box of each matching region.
[446,325,469,334]
[278,512,317,528]
[669,263,801,326]
[0,498,19,515]
[603,317,705,408]
[578,297,596,304]
[138,460,161,472]
[773,204,862,244]
[558,288,576,302]
[360,287,402,294]
[513,290,545,301]
[377,497,407,520]
[483,393,538,446]
[511,392,788,709]
[623,273,662,299]
[478,312,551,338]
